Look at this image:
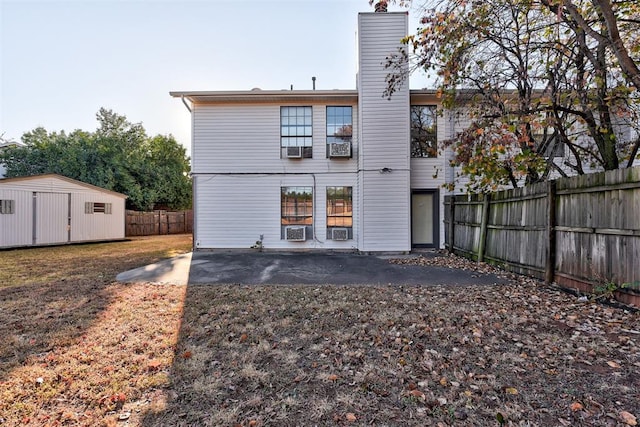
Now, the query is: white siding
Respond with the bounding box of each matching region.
[35,192,69,245]
[71,193,125,241]
[192,103,358,175]
[0,175,125,248]
[192,101,361,250]
[193,173,358,250]
[0,189,33,247]
[357,12,411,252]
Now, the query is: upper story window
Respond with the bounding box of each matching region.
[534,128,565,158]
[326,106,353,158]
[281,107,312,158]
[411,105,438,158]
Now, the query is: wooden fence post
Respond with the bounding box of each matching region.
[478,193,491,262]
[545,181,557,284]
[448,196,455,253]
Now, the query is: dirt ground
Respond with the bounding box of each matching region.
[1,236,638,426]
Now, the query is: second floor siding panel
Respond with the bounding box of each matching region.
[192,104,279,174]
[192,102,359,175]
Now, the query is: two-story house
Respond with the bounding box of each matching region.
[171,11,468,252]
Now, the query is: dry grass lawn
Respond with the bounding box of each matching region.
[1,235,639,426]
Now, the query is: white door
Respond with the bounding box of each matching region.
[35,192,70,245]
[412,191,437,247]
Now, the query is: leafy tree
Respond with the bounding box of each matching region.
[544,0,640,91]
[376,0,639,191]
[0,108,192,211]
[139,135,192,210]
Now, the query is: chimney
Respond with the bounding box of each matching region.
[312,76,316,90]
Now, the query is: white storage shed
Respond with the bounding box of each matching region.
[0,174,127,248]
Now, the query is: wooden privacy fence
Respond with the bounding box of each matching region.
[444,167,640,306]
[125,210,193,236]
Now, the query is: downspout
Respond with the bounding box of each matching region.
[181,95,192,113]
[179,95,194,249]
[446,110,456,191]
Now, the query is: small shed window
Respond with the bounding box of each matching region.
[0,199,15,214]
[85,202,112,214]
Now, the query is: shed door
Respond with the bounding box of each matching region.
[34,192,70,245]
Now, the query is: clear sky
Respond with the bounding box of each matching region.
[1,0,429,154]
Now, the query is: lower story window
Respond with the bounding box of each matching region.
[327,186,352,240]
[281,187,313,240]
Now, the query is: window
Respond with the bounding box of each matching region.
[85,202,112,214]
[411,105,438,158]
[281,106,312,158]
[534,129,565,158]
[281,187,313,226]
[0,199,15,214]
[326,106,353,157]
[327,186,352,240]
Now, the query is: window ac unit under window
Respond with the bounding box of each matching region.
[331,228,349,241]
[286,146,303,158]
[329,142,351,158]
[285,226,306,241]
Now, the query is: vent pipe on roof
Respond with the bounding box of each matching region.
[291,84,293,90]
[312,76,316,90]
[374,1,388,12]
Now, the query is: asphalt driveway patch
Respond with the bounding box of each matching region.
[117,251,508,286]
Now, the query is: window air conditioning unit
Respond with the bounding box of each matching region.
[331,228,349,241]
[285,226,306,241]
[286,146,303,158]
[329,142,351,158]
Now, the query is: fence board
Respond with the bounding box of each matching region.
[445,166,640,306]
[125,210,193,236]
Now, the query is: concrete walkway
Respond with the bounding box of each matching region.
[116,251,508,286]
[116,252,194,285]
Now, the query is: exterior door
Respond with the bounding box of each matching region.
[34,192,70,245]
[411,190,439,248]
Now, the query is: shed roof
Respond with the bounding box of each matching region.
[0,174,127,198]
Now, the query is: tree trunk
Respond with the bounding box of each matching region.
[592,0,640,92]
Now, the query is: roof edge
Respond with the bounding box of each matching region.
[170,89,358,97]
[0,173,128,198]
[170,89,445,105]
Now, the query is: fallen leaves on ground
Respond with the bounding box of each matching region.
[621,410,638,426]
[145,278,639,426]
[389,251,517,279]
[0,235,192,426]
[1,240,639,426]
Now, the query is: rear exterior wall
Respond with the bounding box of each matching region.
[192,102,359,250]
